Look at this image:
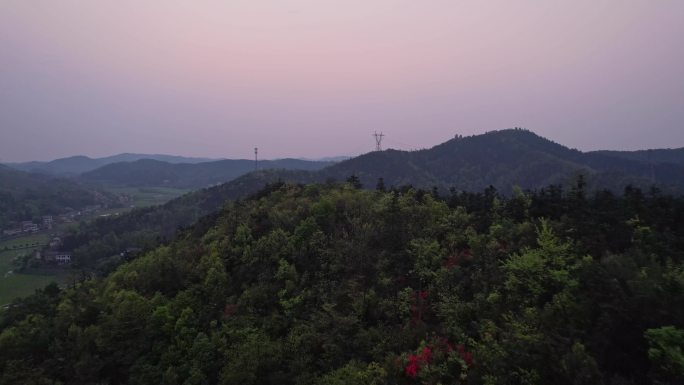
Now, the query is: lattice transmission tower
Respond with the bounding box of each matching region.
[373,132,384,151]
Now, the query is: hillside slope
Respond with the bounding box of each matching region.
[0,165,116,228]
[3,183,683,384]
[62,170,318,268]
[590,148,684,166]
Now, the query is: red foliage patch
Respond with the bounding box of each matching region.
[405,355,419,378]
[443,255,460,268]
[409,290,429,324]
[402,338,473,379]
[222,303,238,318]
[457,344,474,367]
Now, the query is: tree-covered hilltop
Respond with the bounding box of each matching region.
[319,129,684,193]
[2,182,683,384]
[62,170,317,271]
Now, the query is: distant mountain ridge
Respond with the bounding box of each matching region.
[73,129,684,193]
[78,158,334,189]
[8,135,684,190]
[6,153,220,176]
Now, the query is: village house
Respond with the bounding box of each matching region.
[42,251,72,265]
[21,221,38,233]
[120,247,142,261]
[42,215,54,229]
[48,237,62,249]
[2,228,22,237]
[84,205,102,213]
[55,253,71,265]
[57,214,74,223]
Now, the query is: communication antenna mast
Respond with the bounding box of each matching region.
[254,147,258,170]
[373,131,385,151]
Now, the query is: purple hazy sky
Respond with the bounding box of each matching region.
[1,1,683,162]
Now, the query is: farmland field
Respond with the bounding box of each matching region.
[0,234,71,307]
[107,186,191,208]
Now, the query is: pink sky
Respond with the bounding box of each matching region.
[1,0,683,161]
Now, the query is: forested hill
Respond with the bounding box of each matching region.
[62,170,316,269]
[318,129,684,193]
[6,153,218,176]
[78,158,333,189]
[0,165,117,228]
[60,129,684,270]
[3,183,683,384]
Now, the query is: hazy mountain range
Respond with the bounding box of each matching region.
[4,128,684,199]
[5,153,350,177]
[6,153,220,176]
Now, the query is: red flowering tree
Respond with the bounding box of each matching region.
[398,337,473,384]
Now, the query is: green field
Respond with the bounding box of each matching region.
[0,234,70,306]
[1,233,49,251]
[0,188,190,306]
[107,187,191,208]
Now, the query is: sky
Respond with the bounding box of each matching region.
[1,0,683,162]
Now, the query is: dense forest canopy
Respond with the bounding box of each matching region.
[2,181,683,384]
[61,169,317,271]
